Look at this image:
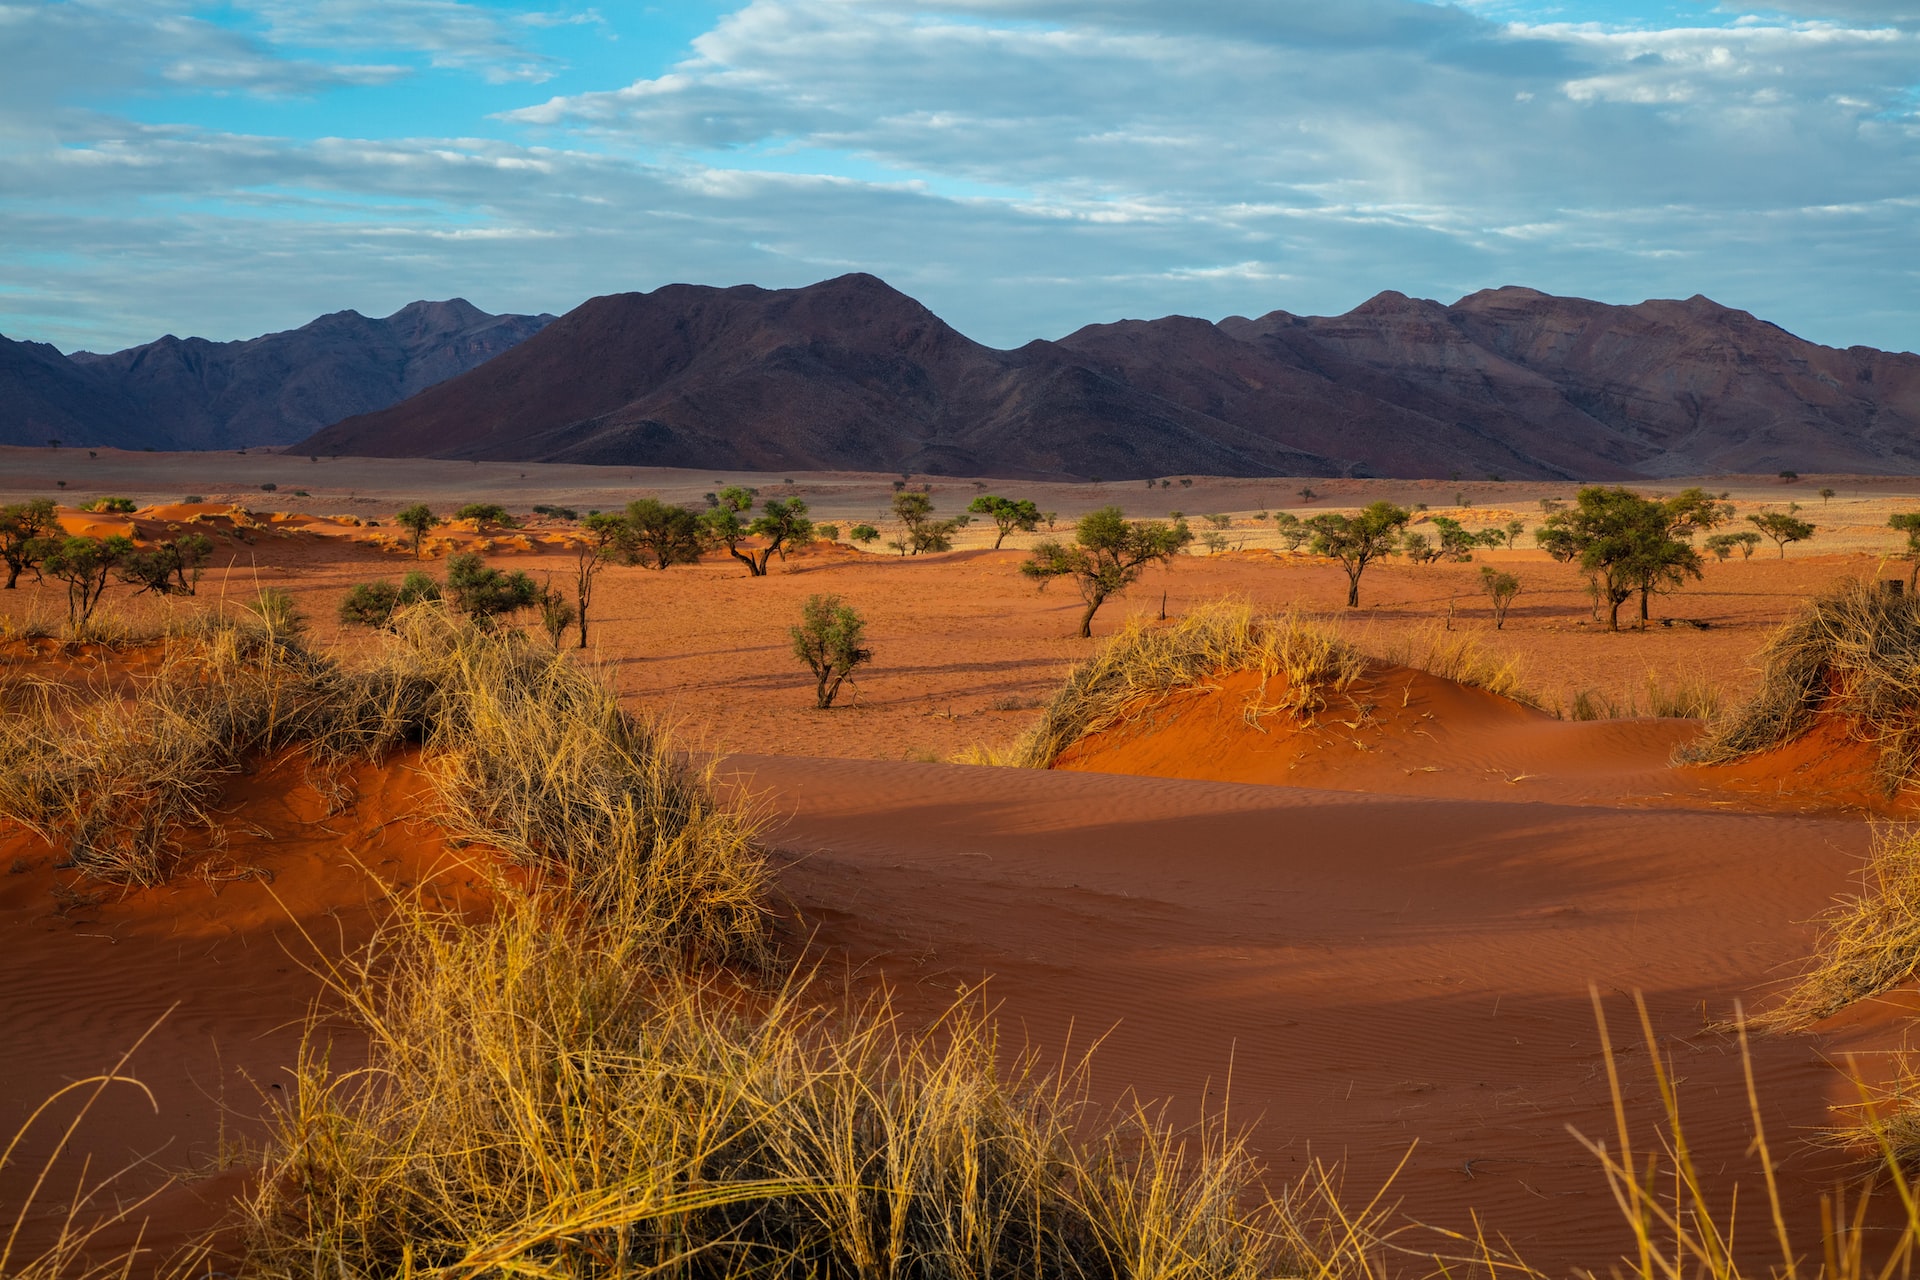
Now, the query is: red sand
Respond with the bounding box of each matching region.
[6,488,1920,1274]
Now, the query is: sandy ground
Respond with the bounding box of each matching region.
[6,460,1920,1274]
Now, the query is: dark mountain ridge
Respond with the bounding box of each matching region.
[1,299,554,451]
[303,274,1920,481]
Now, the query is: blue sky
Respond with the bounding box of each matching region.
[2,0,1916,353]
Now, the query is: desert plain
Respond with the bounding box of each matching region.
[9,446,1920,1276]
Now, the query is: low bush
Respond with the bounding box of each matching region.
[1679,578,1920,793]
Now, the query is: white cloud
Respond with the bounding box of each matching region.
[0,0,1916,355]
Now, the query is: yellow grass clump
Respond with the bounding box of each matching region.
[1681,578,1920,793]
[1374,625,1538,707]
[997,600,1367,769]
[0,597,769,964]
[241,892,1327,1280]
[1751,825,1920,1034]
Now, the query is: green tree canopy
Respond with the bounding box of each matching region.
[1305,502,1411,607]
[966,495,1041,549]
[0,499,59,589]
[1536,486,1702,630]
[1021,506,1191,637]
[790,594,872,709]
[1749,506,1816,558]
[394,504,438,559]
[623,498,706,570]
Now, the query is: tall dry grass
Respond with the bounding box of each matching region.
[0,599,769,962]
[242,892,1323,1280]
[993,600,1367,769]
[1372,625,1538,707]
[1682,578,1920,793]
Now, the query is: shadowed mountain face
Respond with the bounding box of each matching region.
[301,275,1920,481]
[0,300,554,451]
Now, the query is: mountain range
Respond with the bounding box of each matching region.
[0,299,553,452]
[304,274,1920,480]
[9,276,1918,479]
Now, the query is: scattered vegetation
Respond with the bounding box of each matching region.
[888,491,963,556]
[444,552,538,624]
[454,502,516,531]
[338,571,443,629]
[790,594,872,709]
[1021,506,1191,637]
[79,497,136,513]
[1681,578,1920,793]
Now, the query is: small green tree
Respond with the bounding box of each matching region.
[1501,519,1525,550]
[1270,512,1309,552]
[1480,567,1522,630]
[394,504,439,559]
[623,498,706,569]
[1748,506,1816,558]
[1819,487,1836,505]
[890,492,963,555]
[0,499,59,589]
[790,594,872,709]
[41,534,133,631]
[1022,507,1192,637]
[1401,531,1437,565]
[445,553,537,624]
[747,498,814,572]
[849,523,880,546]
[966,495,1041,549]
[1426,516,1479,562]
[1306,502,1411,607]
[571,512,628,649]
[700,486,761,575]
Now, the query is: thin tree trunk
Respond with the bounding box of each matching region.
[1345,570,1361,608]
[1608,595,1623,631]
[1078,596,1102,638]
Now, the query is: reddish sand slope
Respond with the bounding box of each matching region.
[1054,663,1916,815]
[736,753,1894,1276]
[0,751,496,1265]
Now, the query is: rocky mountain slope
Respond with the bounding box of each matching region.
[1,300,554,451]
[302,275,1920,480]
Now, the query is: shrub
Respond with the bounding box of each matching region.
[849,523,879,545]
[1480,566,1521,629]
[445,552,537,623]
[454,502,515,530]
[790,594,872,709]
[889,491,961,556]
[80,496,136,513]
[338,571,442,629]
[260,482,278,493]
[536,581,576,649]
[182,495,204,504]
[1680,578,1920,792]
[814,522,840,542]
[40,534,133,631]
[622,498,705,569]
[532,504,579,521]
[116,534,213,597]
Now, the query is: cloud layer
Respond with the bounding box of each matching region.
[1,0,1915,354]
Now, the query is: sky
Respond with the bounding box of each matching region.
[1,0,1916,355]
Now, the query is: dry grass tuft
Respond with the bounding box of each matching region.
[1681,578,1920,793]
[1374,625,1538,707]
[243,893,1317,1280]
[999,600,1367,769]
[0,599,768,963]
[1751,825,1920,1033]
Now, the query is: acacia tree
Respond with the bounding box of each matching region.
[0,499,58,588]
[790,594,872,709]
[1021,506,1191,637]
[1536,486,1701,631]
[746,498,814,573]
[967,495,1041,549]
[445,552,537,624]
[1480,567,1522,629]
[116,534,213,596]
[1306,501,1411,607]
[1749,506,1816,558]
[701,487,762,575]
[624,498,706,569]
[572,512,628,648]
[394,503,438,559]
[41,534,133,631]
[454,503,515,531]
[889,491,964,555]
